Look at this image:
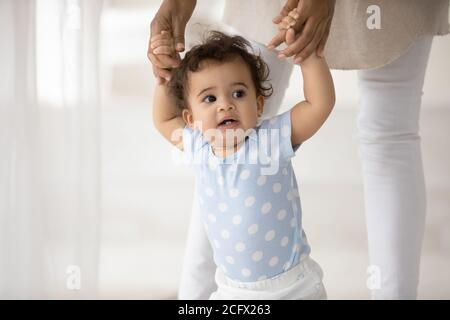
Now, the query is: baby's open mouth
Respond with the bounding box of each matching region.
[217,118,239,129]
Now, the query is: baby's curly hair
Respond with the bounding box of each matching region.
[167,31,273,110]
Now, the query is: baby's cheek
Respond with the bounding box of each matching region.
[242,112,259,128]
[201,123,218,139]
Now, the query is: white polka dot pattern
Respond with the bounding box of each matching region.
[272,183,282,193]
[240,169,250,180]
[281,236,289,247]
[244,196,256,207]
[183,110,309,281]
[232,215,242,225]
[218,202,228,212]
[257,175,267,186]
[261,202,272,215]
[235,242,246,252]
[252,251,263,262]
[221,229,230,239]
[248,224,259,235]
[226,256,235,264]
[269,256,279,267]
[265,230,276,241]
[277,209,287,221]
[229,188,239,198]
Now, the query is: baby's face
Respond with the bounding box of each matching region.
[182,56,264,148]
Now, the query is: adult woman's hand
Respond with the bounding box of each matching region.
[147,0,196,84]
[267,0,335,64]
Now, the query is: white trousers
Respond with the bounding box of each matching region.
[210,256,326,300]
[357,35,433,299]
[178,36,433,300]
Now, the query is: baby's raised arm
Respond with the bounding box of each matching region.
[290,48,335,145]
[152,31,185,150]
[153,83,185,151]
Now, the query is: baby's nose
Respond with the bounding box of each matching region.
[217,100,235,112]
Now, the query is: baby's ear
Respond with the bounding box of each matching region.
[181,108,193,127]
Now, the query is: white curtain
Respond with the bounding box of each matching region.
[0,0,103,299]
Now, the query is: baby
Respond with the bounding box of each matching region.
[152,27,335,299]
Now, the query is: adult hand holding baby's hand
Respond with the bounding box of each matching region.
[267,0,335,64]
[148,0,196,84]
[150,30,181,80]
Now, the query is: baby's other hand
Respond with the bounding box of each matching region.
[277,8,300,30]
[150,30,179,58]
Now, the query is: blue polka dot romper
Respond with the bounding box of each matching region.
[182,109,311,282]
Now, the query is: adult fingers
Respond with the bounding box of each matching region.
[150,30,170,41]
[172,17,187,52]
[289,0,308,33]
[149,30,179,67]
[152,66,164,85]
[279,18,317,57]
[148,17,171,63]
[150,31,171,45]
[147,36,156,64]
[152,63,171,82]
[286,27,296,46]
[293,21,326,63]
[266,29,287,50]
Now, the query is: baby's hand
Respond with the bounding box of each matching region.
[150,30,180,61]
[277,8,300,30]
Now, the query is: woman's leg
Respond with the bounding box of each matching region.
[177,42,294,299]
[178,190,217,300]
[356,35,433,299]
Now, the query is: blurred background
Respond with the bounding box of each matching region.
[1,0,449,299]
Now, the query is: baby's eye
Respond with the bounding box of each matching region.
[203,95,216,103]
[232,90,246,99]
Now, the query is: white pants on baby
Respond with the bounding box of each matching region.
[209,256,327,300]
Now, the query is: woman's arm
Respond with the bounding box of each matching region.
[290,53,335,146]
[153,83,185,150]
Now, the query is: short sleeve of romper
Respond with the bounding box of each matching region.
[258,109,301,164]
[182,126,207,167]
